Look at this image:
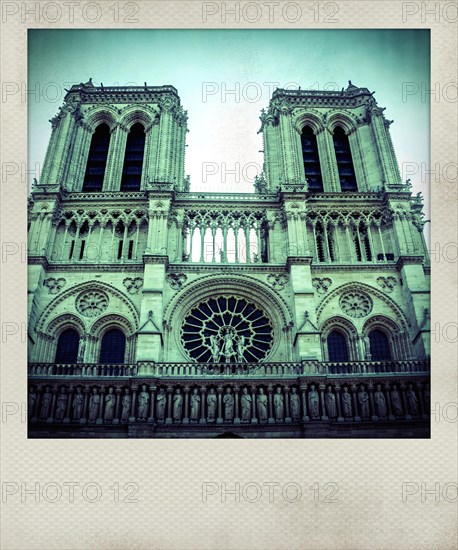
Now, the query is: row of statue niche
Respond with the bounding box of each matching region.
[30,382,428,423]
[208,329,248,363]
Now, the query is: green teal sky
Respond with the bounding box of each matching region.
[28,29,430,220]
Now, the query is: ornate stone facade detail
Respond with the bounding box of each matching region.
[76,290,109,317]
[312,277,332,295]
[123,277,143,295]
[267,273,289,290]
[376,276,397,293]
[339,292,373,318]
[166,272,187,289]
[43,277,66,294]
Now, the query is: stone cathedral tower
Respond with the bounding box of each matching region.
[28,80,430,438]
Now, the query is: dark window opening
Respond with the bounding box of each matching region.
[118,240,123,260]
[333,127,357,191]
[327,331,349,362]
[55,328,80,363]
[99,329,126,364]
[128,240,134,260]
[79,240,86,260]
[82,123,111,192]
[301,126,323,192]
[121,123,145,191]
[69,240,75,260]
[369,329,391,361]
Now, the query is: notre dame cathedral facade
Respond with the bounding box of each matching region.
[27,80,430,438]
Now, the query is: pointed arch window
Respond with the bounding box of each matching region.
[83,123,111,192]
[327,331,349,362]
[55,328,80,363]
[301,126,323,192]
[369,329,391,361]
[99,329,126,364]
[121,123,145,191]
[333,126,357,191]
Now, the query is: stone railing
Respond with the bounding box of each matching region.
[28,360,430,378]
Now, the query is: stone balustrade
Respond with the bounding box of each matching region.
[28,360,430,378]
[28,377,430,426]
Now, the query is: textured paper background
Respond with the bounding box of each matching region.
[1,1,457,549]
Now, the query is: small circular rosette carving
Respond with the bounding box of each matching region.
[76,290,109,318]
[339,291,373,318]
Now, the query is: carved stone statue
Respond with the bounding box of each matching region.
[72,387,84,421]
[104,387,116,421]
[222,331,236,363]
[241,387,251,421]
[362,336,371,358]
[273,387,284,420]
[121,388,132,421]
[28,388,36,419]
[223,387,234,420]
[40,387,52,419]
[190,388,201,421]
[342,387,352,418]
[156,388,166,421]
[207,388,217,420]
[406,384,418,416]
[209,335,221,363]
[173,389,183,421]
[257,388,268,421]
[390,385,403,416]
[325,387,337,418]
[358,385,370,418]
[55,387,68,421]
[290,387,300,420]
[88,388,100,421]
[137,384,149,420]
[236,335,247,363]
[374,384,387,417]
[308,384,320,419]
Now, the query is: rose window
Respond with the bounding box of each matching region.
[181,296,273,363]
[76,291,109,317]
[339,292,373,318]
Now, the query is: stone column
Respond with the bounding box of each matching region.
[113,387,122,425]
[199,387,207,425]
[217,387,223,424]
[63,387,73,423]
[251,385,258,424]
[31,386,42,423]
[165,386,173,424]
[351,385,361,422]
[129,386,138,423]
[97,387,105,425]
[300,385,309,422]
[267,385,275,424]
[81,386,90,424]
[182,387,190,424]
[233,386,240,425]
[284,387,292,423]
[369,384,378,421]
[48,387,58,423]
[400,383,411,420]
[384,383,394,421]
[148,386,156,423]
[319,385,328,421]
[335,386,344,423]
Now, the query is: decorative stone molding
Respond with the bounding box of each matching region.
[166,273,187,290]
[376,276,398,293]
[123,277,143,295]
[76,290,109,318]
[312,277,332,295]
[43,278,66,295]
[339,292,373,318]
[267,273,289,290]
